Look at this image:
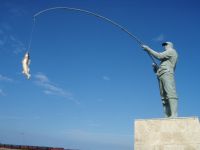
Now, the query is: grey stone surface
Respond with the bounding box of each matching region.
[134,117,200,150]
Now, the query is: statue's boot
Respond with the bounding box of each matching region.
[168,98,178,118]
[162,99,171,117]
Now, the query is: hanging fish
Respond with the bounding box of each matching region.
[22,52,31,79]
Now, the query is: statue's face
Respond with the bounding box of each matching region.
[162,42,173,50]
[164,44,171,50]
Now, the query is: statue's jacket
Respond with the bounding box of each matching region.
[150,48,178,77]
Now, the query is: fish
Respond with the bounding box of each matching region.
[22,52,31,79]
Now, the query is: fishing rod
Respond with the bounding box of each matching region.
[32,6,158,65]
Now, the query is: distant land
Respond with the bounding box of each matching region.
[0,144,77,150]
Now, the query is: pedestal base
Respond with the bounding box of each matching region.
[134,117,200,150]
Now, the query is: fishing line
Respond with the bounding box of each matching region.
[27,18,36,52]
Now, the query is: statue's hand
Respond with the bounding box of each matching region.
[152,63,159,73]
[141,45,150,51]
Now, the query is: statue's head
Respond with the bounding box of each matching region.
[162,42,173,50]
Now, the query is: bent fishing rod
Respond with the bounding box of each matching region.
[33,7,157,65]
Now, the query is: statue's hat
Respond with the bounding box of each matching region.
[162,42,173,47]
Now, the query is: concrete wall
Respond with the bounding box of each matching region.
[134,117,200,150]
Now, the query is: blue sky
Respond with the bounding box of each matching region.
[0,0,200,150]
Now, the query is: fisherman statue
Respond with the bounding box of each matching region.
[142,42,178,118]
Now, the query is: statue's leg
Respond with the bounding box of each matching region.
[168,98,178,117]
[162,99,171,117]
[161,73,178,117]
[158,76,171,117]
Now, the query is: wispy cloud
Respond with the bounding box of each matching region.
[8,7,26,17]
[0,28,8,46]
[0,74,14,82]
[102,76,110,81]
[97,98,104,102]
[4,1,27,17]
[1,22,12,31]
[153,34,165,42]
[0,115,40,120]
[0,2,27,54]
[0,74,14,96]
[34,72,80,104]
[9,35,26,54]
[0,39,5,46]
[0,22,26,54]
[64,129,132,147]
[0,115,23,120]
[0,89,6,96]
[87,120,101,128]
[0,29,3,34]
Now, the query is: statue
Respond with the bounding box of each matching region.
[142,42,178,118]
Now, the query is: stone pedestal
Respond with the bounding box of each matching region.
[134,117,200,150]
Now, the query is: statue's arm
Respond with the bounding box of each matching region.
[143,47,171,60]
[148,49,171,60]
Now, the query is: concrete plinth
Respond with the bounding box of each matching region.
[134,117,200,150]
